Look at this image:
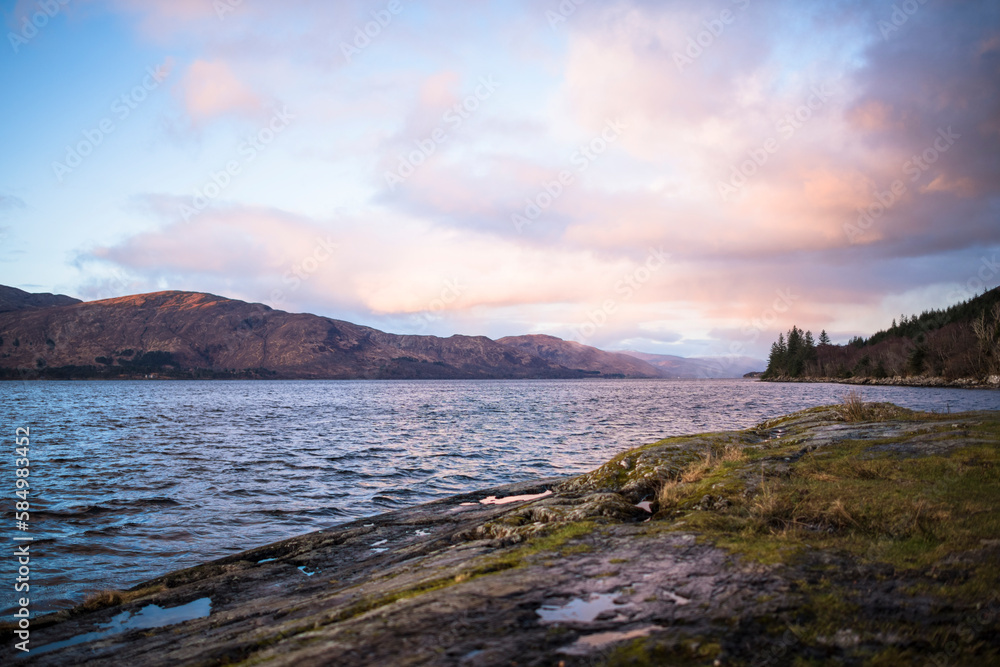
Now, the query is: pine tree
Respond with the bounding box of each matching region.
[819,330,831,345]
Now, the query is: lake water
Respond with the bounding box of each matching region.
[3,378,1000,614]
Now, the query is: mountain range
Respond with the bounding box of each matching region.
[0,285,763,380]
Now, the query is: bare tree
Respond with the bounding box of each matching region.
[972,302,1000,379]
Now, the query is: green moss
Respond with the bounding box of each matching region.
[601,636,722,666]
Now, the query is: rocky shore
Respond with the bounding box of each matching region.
[7,404,1000,666]
[762,375,1000,389]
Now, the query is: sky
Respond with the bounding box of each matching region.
[0,0,998,359]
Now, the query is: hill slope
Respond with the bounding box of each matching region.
[762,286,1000,383]
[497,335,664,378]
[0,289,662,380]
[0,285,81,313]
[620,350,765,379]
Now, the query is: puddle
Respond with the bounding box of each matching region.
[558,625,663,655]
[370,548,388,553]
[536,592,625,623]
[297,566,317,576]
[35,597,212,656]
[256,557,278,564]
[414,529,430,536]
[371,539,388,547]
[462,489,553,506]
[635,501,652,513]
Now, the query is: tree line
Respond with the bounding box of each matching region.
[762,287,1000,381]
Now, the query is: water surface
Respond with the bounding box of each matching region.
[2,378,998,613]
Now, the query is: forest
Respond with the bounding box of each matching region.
[762,286,1000,381]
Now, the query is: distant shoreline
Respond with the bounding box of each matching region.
[762,375,1000,390]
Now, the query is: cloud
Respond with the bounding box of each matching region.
[178,60,264,123]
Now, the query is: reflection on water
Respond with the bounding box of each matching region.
[2,378,998,613]
[33,597,212,656]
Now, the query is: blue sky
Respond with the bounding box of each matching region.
[1,0,998,358]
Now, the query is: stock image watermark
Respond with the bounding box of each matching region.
[546,0,586,29]
[512,118,626,232]
[51,61,172,183]
[12,426,33,653]
[179,106,295,221]
[843,126,959,243]
[410,278,465,333]
[214,0,244,21]
[8,0,70,53]
[878,0,929,40]
[383,76,500,191]
[717,84,832,201]
[925,594,1000,667]
[269,235,340,305]
[340,0,403,62]
[674,0,751,72]
[702,287,800,376]
[947,254,999,305]
[574,247,669,341]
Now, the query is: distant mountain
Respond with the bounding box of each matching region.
[0,285,81,313]
[0,288,665,380]
[618,350,765,379]
[497,335,664,378]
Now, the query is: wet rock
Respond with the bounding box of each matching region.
[11,406,1000,666]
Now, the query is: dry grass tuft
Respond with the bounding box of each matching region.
[836,390,909,422]
[720,444,748,465]
[657,480,685,509]
[656,444,749,512]
[680,455,716,484]
[837,389,869,422]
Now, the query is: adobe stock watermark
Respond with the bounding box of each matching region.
[925,594,1000,667]
[89,268,135,301]
[674,0,751,72]
[512,119,626,232]
[340,0,403,62]
[270,235,340,306]
[179,106,295,221]
[51,61,172,183]
[8,0,71,53]
[411,278,466,333]
[383,76,500,191]
[717,84,832,201]
[214,0,244,21]
[546,0,585,29]
[574,247,670,342]
[843,126,960,244]
[711,287,800,376]
[692,288,799,378]
[947,255,999,305]
[878,0,929,40]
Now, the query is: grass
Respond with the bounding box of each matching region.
[835,389,912,422]
[715,438,999,584]
[656,444,749,511]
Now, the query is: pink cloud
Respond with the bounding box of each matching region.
[178,60,263,123]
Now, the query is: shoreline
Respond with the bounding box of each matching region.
[10,404,1000,665]
[761,375,1000,390]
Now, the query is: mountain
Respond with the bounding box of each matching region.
[0,288,662,380]
[0,285,81,313]
[497,335,664,378]
[619,350,765,379]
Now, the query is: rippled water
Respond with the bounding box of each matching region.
[3,378,999,613]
